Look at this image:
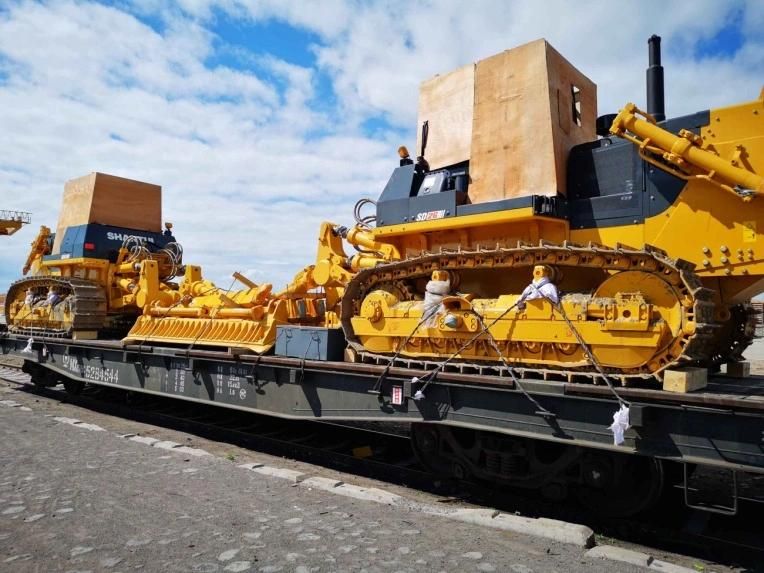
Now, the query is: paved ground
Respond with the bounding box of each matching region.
[743,337,764,364]
[0,383,699,573]
[0,356,741,573]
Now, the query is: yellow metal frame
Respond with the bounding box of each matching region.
[577,93,764,303]
[371,207,549,236]
[0,210,31,236]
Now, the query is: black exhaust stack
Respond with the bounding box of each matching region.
[646,35,665,122]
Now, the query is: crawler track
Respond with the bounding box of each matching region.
[5,277,106,336]
[342,242,717,384]
[709,302,759,366]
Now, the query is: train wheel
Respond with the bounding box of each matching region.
[410,423,473,481]
[22,362,57,389]
[576,452,664,516]
[63,379,84,395]
[410,423,442,473]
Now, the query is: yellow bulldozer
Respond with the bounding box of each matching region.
[330,37,764,384]
[4,173,185,337]
[4,171,348,348]
[3,173,281,341]
[7,36,764,385]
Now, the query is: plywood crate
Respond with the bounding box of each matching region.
[416,63,475,171]
[52,172,162,254]
[415,39,597,204]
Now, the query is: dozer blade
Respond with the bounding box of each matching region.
[122,308,286,354]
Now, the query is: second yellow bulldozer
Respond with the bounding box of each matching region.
[5,173,186,338]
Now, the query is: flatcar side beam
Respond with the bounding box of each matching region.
[1,334,762,473]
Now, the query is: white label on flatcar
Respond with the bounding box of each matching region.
[215,365,224,396]
[392,386,403,405]
[172,367,185,393]
[62,354,82,375]
[83,364,119,385]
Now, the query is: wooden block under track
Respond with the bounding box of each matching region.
[726,361,751,378]
[662,367,708,393]
[343,346,358,363]
[72,330,98,341]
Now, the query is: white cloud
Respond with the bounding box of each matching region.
[306,0,763,126]
[224,0,353,38]
[0,0,395,292]
[1,0,762,297]
[137,1,763,123]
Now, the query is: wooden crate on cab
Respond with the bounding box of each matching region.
[416,63,475,171]
[470,40,597,203]
[52,172,162,254]
[416,39,597,205]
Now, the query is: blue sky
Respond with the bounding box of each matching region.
[1,0,762,292]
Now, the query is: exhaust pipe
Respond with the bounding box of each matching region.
[646,35,665,122]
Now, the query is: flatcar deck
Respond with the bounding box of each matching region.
[2,332,763,474]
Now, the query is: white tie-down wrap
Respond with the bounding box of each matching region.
[422,278,450,326]
[520,277,559,305]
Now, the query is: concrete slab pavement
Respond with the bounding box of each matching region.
[0,396,648,573]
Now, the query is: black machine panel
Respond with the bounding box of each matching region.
[377,164,420,203]
[566,137,643,228]
[45,223,177,263]
[566,110,710,229]
[375,111,710,229]
[376,162,468,226]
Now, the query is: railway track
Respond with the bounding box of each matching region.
[1,363,763,570]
